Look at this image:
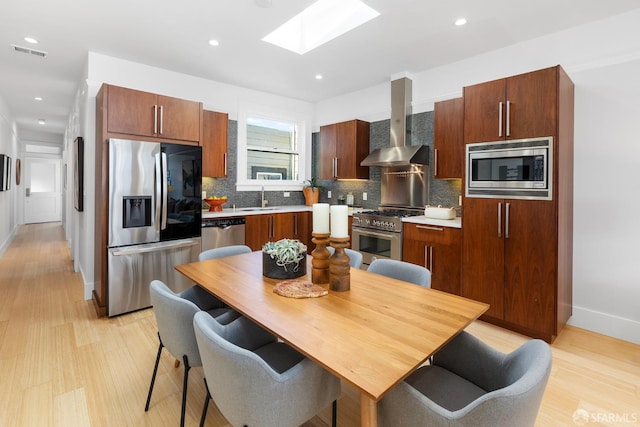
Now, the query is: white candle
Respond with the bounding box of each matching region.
[330,205,349,238]
[312,203,330,234]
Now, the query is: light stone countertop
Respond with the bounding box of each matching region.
[202,205,366,219]
[402,216,462,229]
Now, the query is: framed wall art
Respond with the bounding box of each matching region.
[74,137,84,211]
[0,155,11,191]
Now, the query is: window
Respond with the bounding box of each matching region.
[246,116,298,181]
[237,104,311,191]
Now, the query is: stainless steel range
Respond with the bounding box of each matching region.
[352,208,423,267]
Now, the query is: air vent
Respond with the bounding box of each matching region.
[11,44,47,58]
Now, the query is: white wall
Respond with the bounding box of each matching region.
[0,95,19,256]
[315,9,640,344]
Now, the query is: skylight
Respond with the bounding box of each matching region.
[262,0,380,55]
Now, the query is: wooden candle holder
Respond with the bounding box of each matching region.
[329,236,351,291]
[311,233,331,284]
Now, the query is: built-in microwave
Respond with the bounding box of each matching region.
[466,136,553,200]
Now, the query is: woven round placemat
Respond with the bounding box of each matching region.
[273,280,328,298]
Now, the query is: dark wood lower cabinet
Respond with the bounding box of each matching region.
[245,211,311,251]
[462,198,561,341]
[403,223,461,295]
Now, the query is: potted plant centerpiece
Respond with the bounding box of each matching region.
[303,178,322,206]
[262,238,307,279]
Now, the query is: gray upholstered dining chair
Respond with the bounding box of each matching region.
[145,280,240,427]
[198,244,252,261]
[193,311,341,427]
[326,246,364,269]
[367,258,431,287]
[377,331,552,427]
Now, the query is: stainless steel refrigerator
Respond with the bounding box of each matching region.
[107,138,202,316]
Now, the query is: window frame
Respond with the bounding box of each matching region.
[236,102,311,192]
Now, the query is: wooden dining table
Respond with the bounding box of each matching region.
[175,251,488,427]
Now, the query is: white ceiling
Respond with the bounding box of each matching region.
[2,0,639,139]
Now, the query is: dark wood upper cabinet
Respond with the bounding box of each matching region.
[319,119,369,180]
[463,66,557,143]
[106,84,201,143]
[433,97,464,179]
[202,110,229,178]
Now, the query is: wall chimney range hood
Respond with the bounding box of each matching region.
[360,77,430,167]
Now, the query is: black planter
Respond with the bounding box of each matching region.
[263,252,307,279]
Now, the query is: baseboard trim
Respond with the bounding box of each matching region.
[0,225,19,259]
[78,263,94,301]
[568,306,640,345]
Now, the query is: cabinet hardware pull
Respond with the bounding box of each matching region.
[333,157,338,178]
[498,202,502,238]
[223,153,228,176]
[416,225,444,232]
[429,246,434,272]
[159,105,164,135]
[498,102,503,137]
[424,246,428,269]
[505,202,510,239]
[506,100,511,137]
[294,215,298,235]
[434,149,438,176]
[153,105,158,134]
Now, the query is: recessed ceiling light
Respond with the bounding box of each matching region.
[315,74,323,80]
[208,39,220,47]
[24,37,39,44]
[38,118,46,125]
[255,0,272,7]
[262,0,380,55]
[454,18,467,26]
[34,96,43,101]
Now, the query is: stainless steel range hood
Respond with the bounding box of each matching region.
[360,77,430,167]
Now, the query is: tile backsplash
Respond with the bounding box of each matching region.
[203,112,462,211]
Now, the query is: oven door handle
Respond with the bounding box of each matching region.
[354,229,400,240]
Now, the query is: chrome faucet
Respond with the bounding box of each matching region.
[261,186,268,208]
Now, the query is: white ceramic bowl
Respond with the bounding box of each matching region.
[424,205,456,220]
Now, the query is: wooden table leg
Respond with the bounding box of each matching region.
[360,393,378,427]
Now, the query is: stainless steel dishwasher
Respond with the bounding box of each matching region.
[201,217,246,251]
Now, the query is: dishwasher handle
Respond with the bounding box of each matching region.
[202,217,246,228]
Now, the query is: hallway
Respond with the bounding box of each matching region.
[0,223,223,426]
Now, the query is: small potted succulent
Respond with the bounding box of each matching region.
[303,178,322,206]
[262,238,307,279]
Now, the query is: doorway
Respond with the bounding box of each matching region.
[23,157,62,223]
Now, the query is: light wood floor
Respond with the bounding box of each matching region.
[0,223,638,426]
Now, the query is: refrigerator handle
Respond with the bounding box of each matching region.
[161,152,168,230]
[154,153,162,232]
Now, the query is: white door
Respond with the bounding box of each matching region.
[24,157,62,223]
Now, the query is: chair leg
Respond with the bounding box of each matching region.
[180,355,192,427]
[145,334,164,411]
[199,378,212,427]
[332,400,337,427]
